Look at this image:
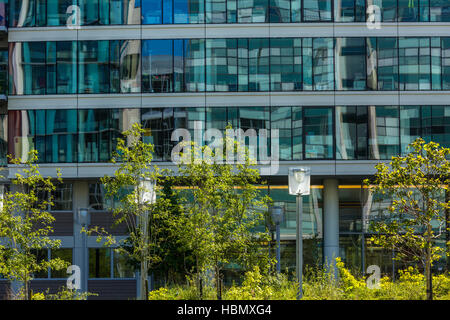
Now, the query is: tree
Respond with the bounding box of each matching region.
[364,138,450,300]
[173,128,273,299]
[0,150,68,300]
[87,123,171,300]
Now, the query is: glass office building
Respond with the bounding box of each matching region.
[0,0,449,299]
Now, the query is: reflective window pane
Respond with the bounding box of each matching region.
[399,38,431,90]
[335,0,365,22]
[368,106,399,160]
[45,109,78,163]
[113,251,135,278]
[110,0,141,25]
[270,38,302,91]
[47,0,77,26]
[271,106,292,160]
[89,248,111,278]
[110,40,141,93]
[270,0,292,22]
[57,41,77,94]
[377,38,399,90]
[78,41,110,94]
[206,39,238,92]
[142,0,162,24]
[313,38,334,90]
[422,105,450,148]
[8,110,35,161]
[142,108,164,160]
[248,39,270,91]
[9,42,46,95]
[142,40,174,93]
[237,0,269,23]
[400,105,421,154]
[336,106,368,159]
[304,107,333,159]
[303,0,332,21]
[185,39,205,92]
[174,0,205,23]
[335,38,366,90]
[292,106,303,160]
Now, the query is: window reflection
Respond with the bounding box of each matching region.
[303,0,332,21]
[142,40,174,93]
[304,107,333,159]
[368,105,399,160]
[336,106,368,159]
[206,39,238,92]
[9,42,46,95]
[335,38,366,90]
[78,41,110,94]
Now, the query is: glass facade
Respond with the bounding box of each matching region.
[8,37,450,95]
[7,105,450,164]
[9,0,450,25]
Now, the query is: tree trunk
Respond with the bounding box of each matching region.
[426,224,433,300]
[216,266,222,300]
[446,189,449,272]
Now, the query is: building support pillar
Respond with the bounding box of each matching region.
[323,179,339,275]
[73,181,89,293]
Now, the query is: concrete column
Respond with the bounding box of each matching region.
[72,181,89,293]
[323,179,339,273]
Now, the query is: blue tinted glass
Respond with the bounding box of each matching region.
[57,41,77,94]
[184,39,205,91]
[142,0,162,24]
[398,0,419,21]
[377,38,398,90]
[163,0,174,23]
[238,0,269,22]
[303,0,332,21]
[174,0,205,23]
[142,40,174,92]
[9,42,46,95]
[430,0,450,22]
[9,0,36,27]
[368,106,399,159]
[313,38,334,90]
[335,38,366,90]
[304,107,333,159]
[78,41,110,93]
[46,109,78,163]
[206,39,238,92]
[47,0,77,26]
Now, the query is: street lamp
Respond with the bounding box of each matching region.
[288,167,310,300]
[271,206,284,273]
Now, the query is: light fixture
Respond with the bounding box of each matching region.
[288,167,311,196]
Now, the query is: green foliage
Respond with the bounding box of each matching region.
[0,150,68,300]
[14,287,97,300]
[364,138,450,299]
[147,259,450,300]
[87,123,173,300]
[224,266,297,300]
[172,127,274,298]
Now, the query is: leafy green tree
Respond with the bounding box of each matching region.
[365,138,450,300]
[174,128,273,299]
[0,150,68,300]
[87,123,171,300]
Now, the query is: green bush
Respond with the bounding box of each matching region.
[148,260,450,300]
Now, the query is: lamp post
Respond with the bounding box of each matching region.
[271,206,284,273]
[288,167,311,300]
